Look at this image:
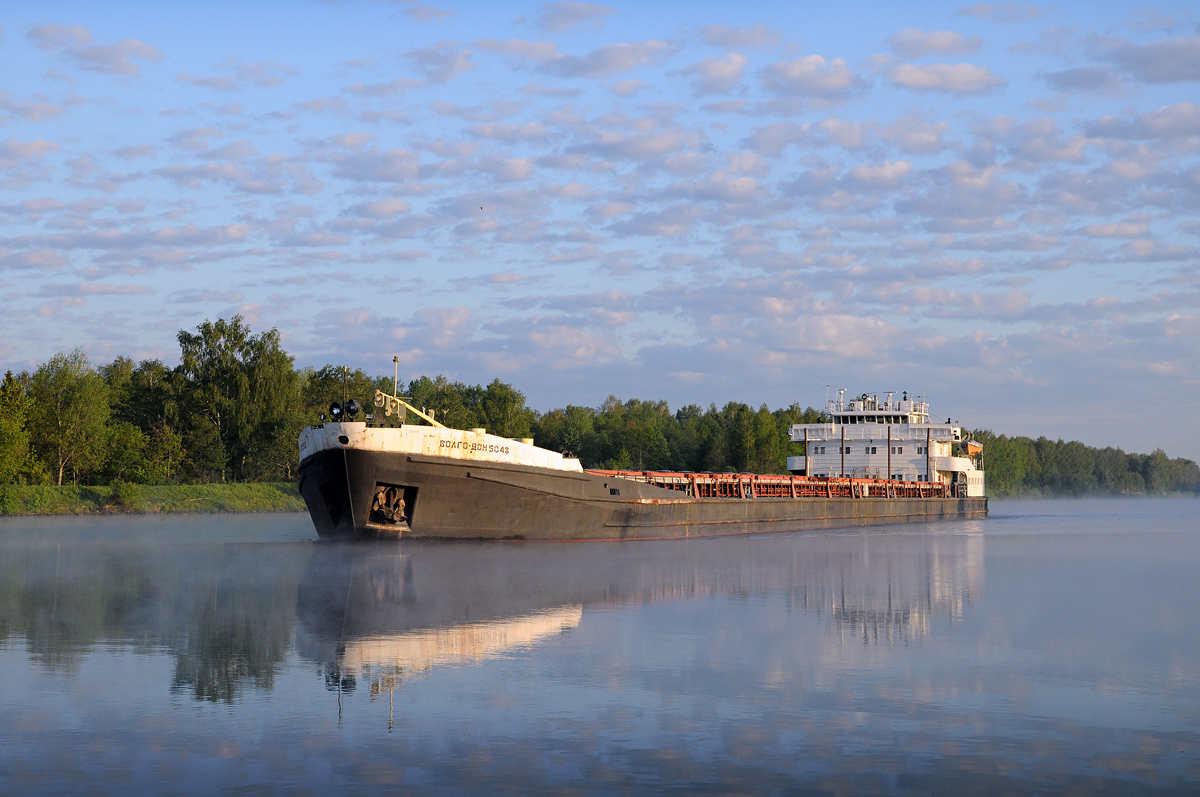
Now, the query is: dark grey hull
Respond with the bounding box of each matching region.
[297,448,988,541]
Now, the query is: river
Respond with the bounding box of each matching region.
[1,498,1197,793]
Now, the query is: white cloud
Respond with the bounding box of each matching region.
[27,24,164,76]
[888,28,983,59]
[405,41,474,83]
[1080,222,1149,238]
[0,137,60,187]
[0,92,67,123]
[1040,65,1125,94]
[477,38,675,78]
[407,5,455,22]
[344,77,422,97]
[177,57,296,90]
[956,3,1049,23]
[846,160,913,188]
[1086,102,1200,139]
[760,55,868,101]
[881,115,955,154]
[476,38,561,65]
[344,199,413,218]
[533,2,615,33]
[1099,34,1200,84]
[610,79,647,96]
[698,24,781,49]
[888,62,1005,94]
[681,53,747,95]
[548,41,677,78]
[42,281,154,296]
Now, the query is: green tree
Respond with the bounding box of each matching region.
[104,358,176,430]
[175,317,300,481]
[1142,449,1173,494]
[405,374,474,429]
[146,421,184,484]
[0,370,33,484]
[698,406,732,472]
[28,350,111,485]
[474,378,535,439]
[179,419,225,483]
[591,397,672,470]
[533,405,598,463]
[721,402,756,472]
[971,431,1035,496]
[103,421,151,484]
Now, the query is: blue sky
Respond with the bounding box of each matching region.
[1,1,1198,458]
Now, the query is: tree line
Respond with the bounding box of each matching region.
[0,316,1197,496]
[973,430,1199,496]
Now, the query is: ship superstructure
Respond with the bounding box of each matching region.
[787,390,985,498]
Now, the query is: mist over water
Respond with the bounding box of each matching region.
[1,500,1198,793]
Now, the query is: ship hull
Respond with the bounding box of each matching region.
[297,447,988,541]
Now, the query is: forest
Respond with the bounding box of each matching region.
[1,317,1197,497]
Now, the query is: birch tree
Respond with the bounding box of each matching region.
[28,350,110,485]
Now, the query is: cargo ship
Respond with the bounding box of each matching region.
[297,388,986,541]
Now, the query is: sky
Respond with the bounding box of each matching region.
[1,1,1198,459]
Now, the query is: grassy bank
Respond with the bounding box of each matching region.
[0,482,305,516]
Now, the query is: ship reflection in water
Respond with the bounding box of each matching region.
[296,531,983,708]
[2,503,1198,793]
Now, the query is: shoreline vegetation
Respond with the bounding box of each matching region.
[0,482,304,517]
[2,316,1198,517]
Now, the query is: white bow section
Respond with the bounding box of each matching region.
[299,422,584,473]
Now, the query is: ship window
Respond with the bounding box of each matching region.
[896,446,903,454]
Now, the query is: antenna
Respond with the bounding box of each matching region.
[393,355,399,396]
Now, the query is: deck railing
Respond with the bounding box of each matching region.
[585,470,950,500]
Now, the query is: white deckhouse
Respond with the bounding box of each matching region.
[787,390,985,497]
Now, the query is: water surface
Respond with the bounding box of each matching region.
[1,499,1198,793]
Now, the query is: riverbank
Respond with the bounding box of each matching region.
[0,483,305,516]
